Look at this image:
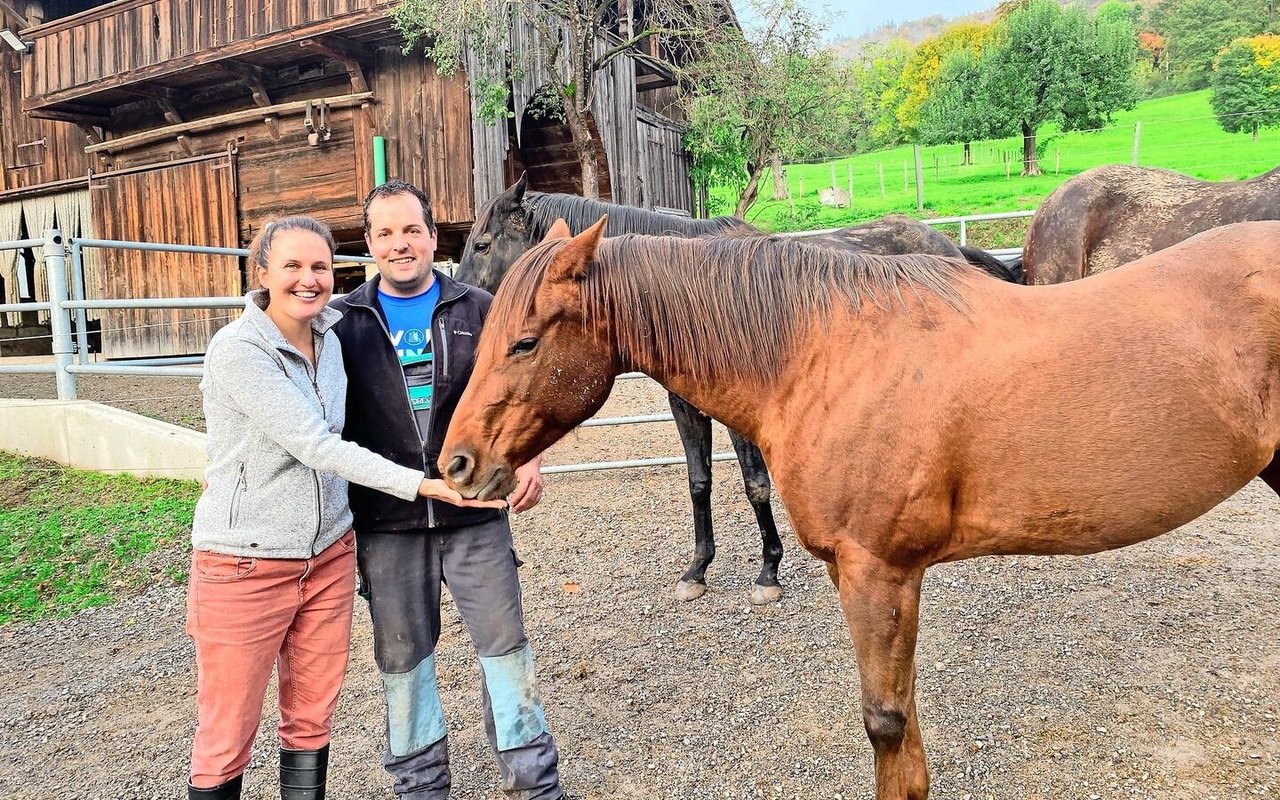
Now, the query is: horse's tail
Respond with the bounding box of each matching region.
[959,245,1023,284]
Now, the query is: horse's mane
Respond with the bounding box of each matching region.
[492,233,974,382]
[527,193,751,238]
[470,189,752,241]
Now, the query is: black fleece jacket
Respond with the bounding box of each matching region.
[330,270,501,532]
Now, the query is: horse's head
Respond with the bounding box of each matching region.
[457,173,537,294]
[441,216,617,500]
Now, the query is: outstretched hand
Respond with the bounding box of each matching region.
[508,458,545,514]
[418,478,508,509]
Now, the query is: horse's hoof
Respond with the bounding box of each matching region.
[674,580,708,601]
[749,584,783,605]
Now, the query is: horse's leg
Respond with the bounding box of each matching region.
[728,431,784,605]
[833,550,930,800]
[669,392,715,601]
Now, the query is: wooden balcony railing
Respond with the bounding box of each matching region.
[21,0,396,121]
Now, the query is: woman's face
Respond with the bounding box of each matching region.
[257,228,334,326]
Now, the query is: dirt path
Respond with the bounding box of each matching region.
[0,374,1276,799]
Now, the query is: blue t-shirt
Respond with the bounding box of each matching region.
[379,281,441,430]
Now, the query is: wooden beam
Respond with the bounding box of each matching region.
[0,0,28,26]
[215,58,270,83]
[156,98,184,126]
[300,34,374,66]
[119,83,182,103]
[75,124,103,145]
[300,37,370,94]
[27,107,112,126]
[84,91,374,154]
[635,72,675,90]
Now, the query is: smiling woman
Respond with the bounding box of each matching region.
[185,215,502,800]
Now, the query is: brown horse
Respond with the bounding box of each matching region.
[440,218,1280,800]
[1023,163,1280,284]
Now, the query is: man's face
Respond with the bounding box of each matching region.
[365,192,439,297]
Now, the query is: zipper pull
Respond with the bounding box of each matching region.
[312,378,326,417]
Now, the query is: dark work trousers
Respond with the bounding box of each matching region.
[356,516,562,800]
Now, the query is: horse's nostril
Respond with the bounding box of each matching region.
[446,453,474,484]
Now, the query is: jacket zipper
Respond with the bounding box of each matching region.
[437,316,450,379]
[306,333,325,554]
[422,312,448,527]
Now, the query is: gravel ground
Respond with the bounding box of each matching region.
[0,372,1277,800]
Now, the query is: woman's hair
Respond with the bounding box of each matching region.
[248,216,338,288]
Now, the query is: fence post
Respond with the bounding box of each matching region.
[1131,121,1141,166]
[43,228,76,400]
[913,145,924,213]
[70,241,91,364]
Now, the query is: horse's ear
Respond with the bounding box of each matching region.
[497,172,528,212]
[543,218,571,242]
[548,215,607,282]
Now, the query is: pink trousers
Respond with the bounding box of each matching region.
[186,530,356,788]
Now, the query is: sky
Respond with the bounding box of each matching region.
[739,1,999,42]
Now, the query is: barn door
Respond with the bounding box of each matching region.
[90,156,241,359]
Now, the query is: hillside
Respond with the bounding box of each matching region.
[829,0,1114,60]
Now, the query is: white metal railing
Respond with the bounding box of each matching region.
[775,208,1035,248]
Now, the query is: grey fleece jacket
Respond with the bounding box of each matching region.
[192,290,425,559]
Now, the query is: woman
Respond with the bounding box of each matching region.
[187,216,501,800]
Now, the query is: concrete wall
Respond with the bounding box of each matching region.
[0,399,206,481]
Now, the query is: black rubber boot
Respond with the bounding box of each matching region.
[188,774,243,799]
[280,743,329,800]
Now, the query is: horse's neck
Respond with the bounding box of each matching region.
[643,366,771,445]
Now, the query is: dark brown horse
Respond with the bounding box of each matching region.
[457,175,1019,606]
[1023,163,1280,284]
[442,217,1280,800]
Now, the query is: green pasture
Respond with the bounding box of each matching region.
[0,452,199,624]
[725,90,1280,246]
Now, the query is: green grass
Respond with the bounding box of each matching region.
[723,90,1280,246]
[0,451,200,625]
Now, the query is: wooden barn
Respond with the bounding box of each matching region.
[0,0,695,358]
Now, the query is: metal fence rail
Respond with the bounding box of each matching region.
[1,217,1026,475]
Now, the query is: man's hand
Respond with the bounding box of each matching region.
[508,457,545,514]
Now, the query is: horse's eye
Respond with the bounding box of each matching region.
[509,337,538,356]
[473,240,490,254]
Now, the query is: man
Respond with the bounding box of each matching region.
[331,180,564,800]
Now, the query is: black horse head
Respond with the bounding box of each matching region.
[456,172,536,294]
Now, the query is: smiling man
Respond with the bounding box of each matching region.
[330,180,565,800]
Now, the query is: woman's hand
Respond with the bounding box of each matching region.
[418,478,508,509]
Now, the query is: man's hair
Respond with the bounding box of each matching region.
[362,180,437,235]
[247,215,336,288]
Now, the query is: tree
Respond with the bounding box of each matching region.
[978,0,1138,175]
[1147,0,1279,91]
[842,39,915,151]
[392,0,720,200]
[890,22,993,142]
[680,0,845,217]
[1211,34,1280,139]
[916,48,1016,163]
